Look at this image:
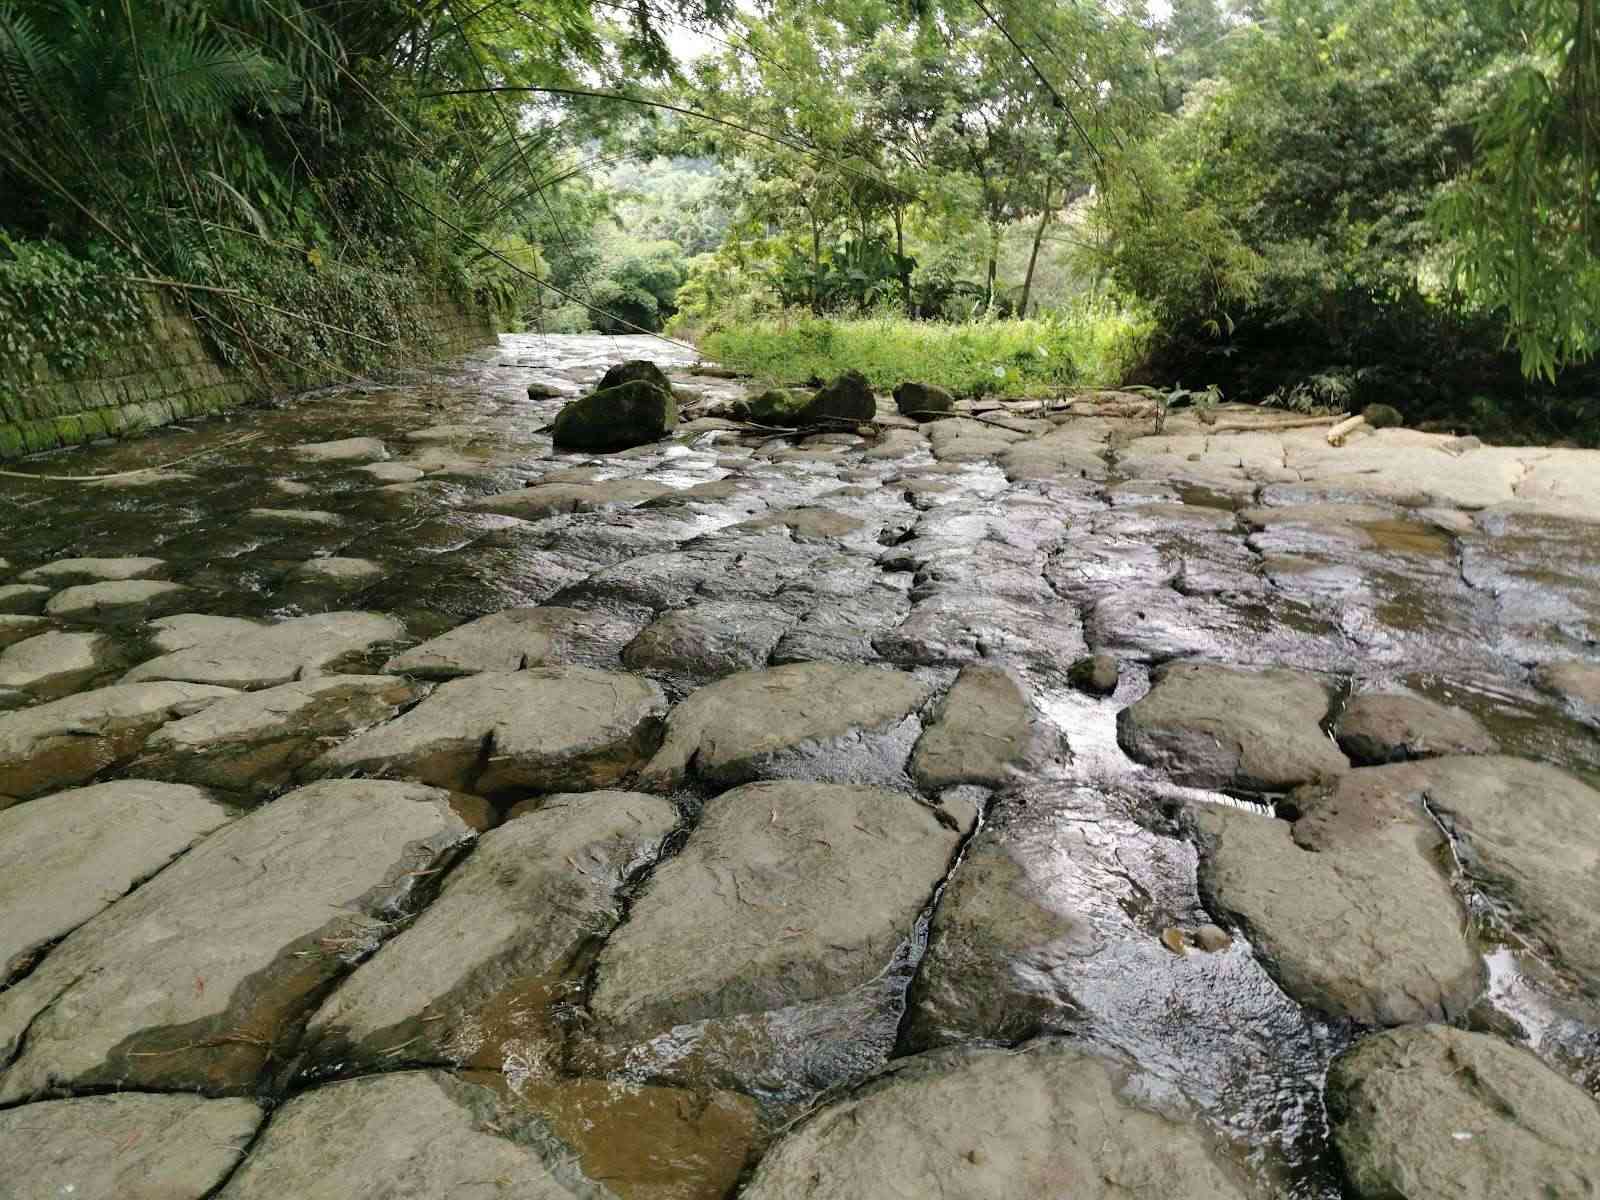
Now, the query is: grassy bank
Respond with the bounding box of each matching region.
[693,306,1151,397]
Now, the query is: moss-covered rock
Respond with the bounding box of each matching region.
[806,370,877,425]
[552,380,678,452]
[1362,403,1404,429]
[597,359,672,393]
[736,388,814,425]
[893,381,956,420]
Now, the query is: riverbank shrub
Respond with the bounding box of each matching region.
[696,307,1151,397]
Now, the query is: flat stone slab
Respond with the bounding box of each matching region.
[302,790,677,1070]
[0,584,49,615]
[135,675,426,796]
[1413,755,1600,991]
[590,780,961,1041]
[215,1070,606,1199]
[290,556,383,584]
[1197,770,1479,1025]
[386,606,640,679]
[245,507,343,528]
[290,436,389,462]
[147,613,267,654]
[912,663,1039,791]
[0,681,236,800]
[358,462,424,482]
[621,600,793,685]
[45,579,189,624]
[742,1040,1254,1199]
[19,557,167,585]
[0,780,475,1100]
[0,1093,262,1200]
[1117,661,1347,790]
[0,614,45,649]
[312,666,667,795]
[1329,1025,1600,1199]
[0,780,233,984]
[468,479,675,519]
[1335,690,1498,763]
[639,662,934,789]
[1535,659,1600,724]
[123,612,405,689]
[0,630,117,698]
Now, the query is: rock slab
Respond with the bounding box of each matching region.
[0,1093,262,1200]
[1329,1025,1600,1199]
[742,1040,1254,1199]
[0,780,475,1099]
[123,612,404,689]
[590,779,961,1041]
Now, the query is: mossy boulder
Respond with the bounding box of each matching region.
[893,381,956,420]
[805,370,877,425]
[735,388,814,425]
[1362,403,1404,429]
[552,381,678,452]
[597,359,673,393]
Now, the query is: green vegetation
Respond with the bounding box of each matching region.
[702,308,1151,396]
[2,0,1595,442]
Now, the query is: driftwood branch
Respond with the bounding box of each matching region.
[0,433,266,482]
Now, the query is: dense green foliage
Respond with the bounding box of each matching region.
[702,308,1151,395]
[2,0,1593,440]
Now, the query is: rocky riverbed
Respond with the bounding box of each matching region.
[1,332,1598,1198]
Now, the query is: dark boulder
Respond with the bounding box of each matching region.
[552,381,678,452]
[894,381,957,420]
[597,359,672,393]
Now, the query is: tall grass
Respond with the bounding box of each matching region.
[695,304,1152,396]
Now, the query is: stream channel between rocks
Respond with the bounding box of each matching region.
[1,333,1598,1199]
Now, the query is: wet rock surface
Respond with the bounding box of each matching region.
[1,336,1598,1197]
[1328,1025,1600,1198]
[0,1092,262,1200]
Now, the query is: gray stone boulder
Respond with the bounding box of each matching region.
[0,584,49,615]
[1068,652,1120,695]
[621,600,793,686]
[215,1070,608,1199]
[134,675,427,796]
[894,380,957,420]
[358,461,425,483]
[552,380,679,451]
[1,781,233,983]
[638,662,933,790]
[1328,1025,1600,1199]
[310,666,667,795]
[0,1093,262,1200]
[1415,755,1600,991]
[0,780,475,1100]
[590,780,961,1041]
[147,613,266,653]
[45,579,189,624]
[0,681,236,800]
[912,664,1040,791]
[596,358,672,393]
[301,790,676,1070]
[245,507,343,528]
[0,630,118,698]
[123,612,405,689]
[19,556,166,585]
[742,1040,1255,1199]
[804,369,877,426]
[468,478,674,519]
[1196,769,1479,1025]
[1335,690,1498,763]
[1117,662,1347,790]
[290,436,389,463]
[385,606,639,679]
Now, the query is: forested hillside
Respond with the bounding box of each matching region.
[3,0,1595,438]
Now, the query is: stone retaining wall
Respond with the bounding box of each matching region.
[0,290,494,460]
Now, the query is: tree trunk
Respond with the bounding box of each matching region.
[893,207,912,316]
[810,210,823,316]
[985,223,1000,312]
[1019,181,1054,318]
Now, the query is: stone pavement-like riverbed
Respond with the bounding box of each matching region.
[1,333,1598,1198]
